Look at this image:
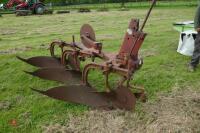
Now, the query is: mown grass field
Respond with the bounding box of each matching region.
[0,7,200,132]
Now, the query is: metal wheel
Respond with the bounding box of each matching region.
[35,4,44,15]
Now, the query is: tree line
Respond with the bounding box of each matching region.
[1,0,196,5]
[44,0,196,5]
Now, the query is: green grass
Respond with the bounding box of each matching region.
[0,7,200,132]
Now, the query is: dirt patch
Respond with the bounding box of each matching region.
[144,88,200,133]
[0,101,11,110]
[0,28,16,35]
[42,123,69,133]
[140,48,159,58]
[0,46,33,55]
[38,44,49,50]
[0,44,48,55]
[42,88,200,133]
[97,34,116,41]
[19,112,31,119]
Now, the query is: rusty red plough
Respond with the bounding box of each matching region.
[17,0,156,110]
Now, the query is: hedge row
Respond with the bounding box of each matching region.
[1,0,197,5]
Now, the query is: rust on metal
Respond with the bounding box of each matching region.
[32,85,136,110]
[25,68,81,84]
[17,56,63,68]
[17,0,156,111]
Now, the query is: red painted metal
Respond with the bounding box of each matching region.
[4,0,45,15]
[5,0,24,9]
